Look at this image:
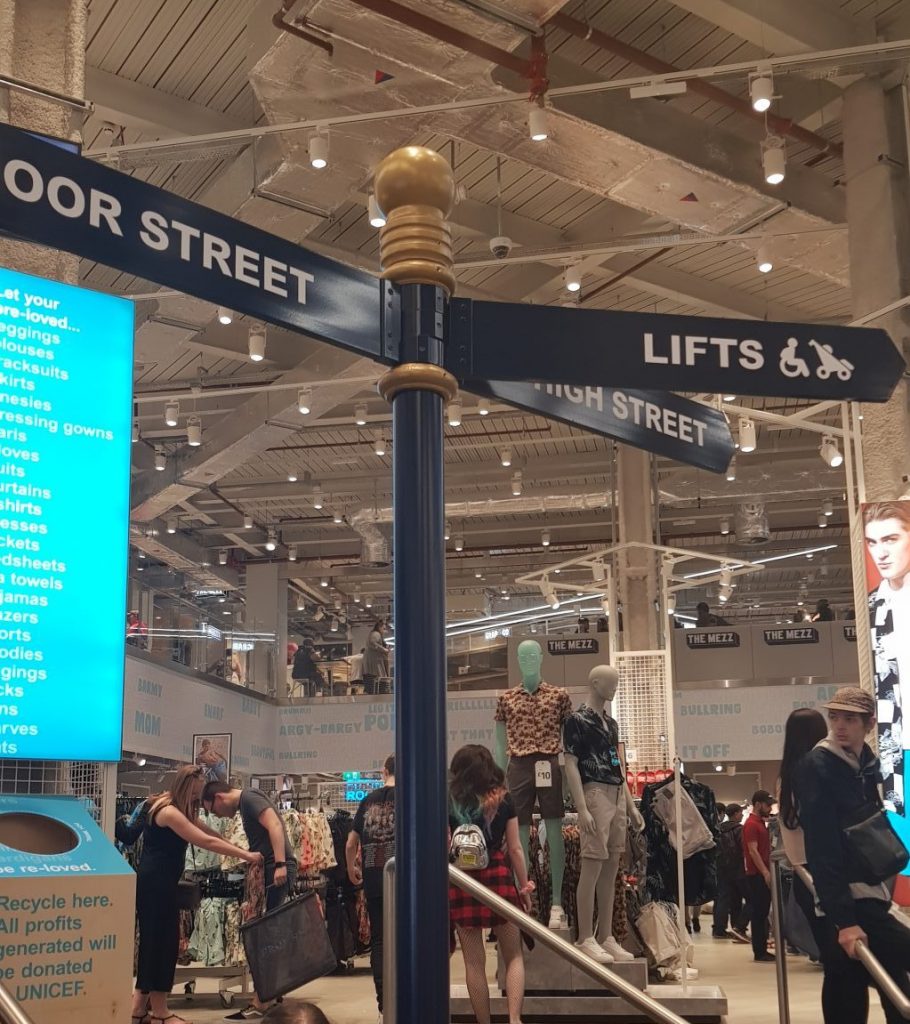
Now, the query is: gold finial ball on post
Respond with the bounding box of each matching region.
[373,146,456,296]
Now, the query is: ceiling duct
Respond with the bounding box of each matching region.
[348,510,391,566]
[735,502,770,545]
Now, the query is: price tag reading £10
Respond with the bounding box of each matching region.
[535,760,553,788]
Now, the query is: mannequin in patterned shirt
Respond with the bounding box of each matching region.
[564,665,643,965]
[495,639,573,930]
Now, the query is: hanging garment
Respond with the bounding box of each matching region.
[187,898,227,966]
[641,775,719,906]
[651,782,716,858]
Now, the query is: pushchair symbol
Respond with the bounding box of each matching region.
[809,339,854,381]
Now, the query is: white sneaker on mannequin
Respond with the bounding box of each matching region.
[600,936,634,962]
[547,905,566,930]
[576,936,614,964]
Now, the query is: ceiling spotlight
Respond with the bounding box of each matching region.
[298,388,312,415]
[333,596,342,611]
[154,448,166,472]
[756,245,773,274]
[454,533,464,552]
[667,594,677,614]
[312,486,323,510]
[475,570,483,579]
[314,604,325,620]
[333,509,343,524]
[218,548,228,565]
[541,530,550,547]
[368,193,386,228]
[501,589,511,601]
[217,306,233,325]
[354,403,368,426]
[320,576,329,587]
[330,616,339,633]
[164,400,179,427]
[444,521,451,541]
[820,434,844,468]
[309,132,328,169]
[750,72,773,113]
[714,763,724,773]
[447,400,462,427]
[720,568,733,587]
[529,103,548,141]
[718,583,732,603]
[818,512,828,528]
[288,545,297,561]
[511,470,522,496]
[265,528,277,552]
[738,416,757,453]
[726,456,737,482]
[478,400,490,416]
[500,447,512,468]
[723,394,736,402]
[823,498,834,517]
[132,420,140,443]
[374,433,386,456]
[364,596,373,608]
[354,591,361,604]
[248,323,266,361]
[186,417,202,447]
[592,560,606,583]
[296,595,306,611]
[165,518,177,536]
[720,518,730,535]
[243,515,253,529]
[553,567,561,574]
[762,135,786,185]
[288,470,298,482]
[565,265,582,293]
[545,589,560,610]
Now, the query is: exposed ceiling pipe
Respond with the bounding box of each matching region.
[545,10,843,160]
[342,0,536,80]
[272,0,334,55]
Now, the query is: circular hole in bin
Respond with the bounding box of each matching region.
[0,812,79,854]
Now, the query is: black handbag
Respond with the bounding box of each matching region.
[176,846,202,911]
[240,891,337,1002]
[842,803,909,882]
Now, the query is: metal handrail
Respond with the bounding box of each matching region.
[772,851,910,1020]
[0,981,38,1024]
[448,863,689,1024]
[855,940,910,1018]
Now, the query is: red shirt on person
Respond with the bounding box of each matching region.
[742,812,770,876]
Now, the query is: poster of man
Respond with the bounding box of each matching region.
[193,733,231,783]
[863,501,910,816]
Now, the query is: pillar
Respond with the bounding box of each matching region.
[616,446,659,649]
[244,562,288,696]
[843,76,910,498]
[0,0,88,281]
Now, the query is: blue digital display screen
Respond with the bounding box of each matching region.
[0,268,132,760]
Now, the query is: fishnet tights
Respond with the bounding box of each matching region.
[455,923,524,1024]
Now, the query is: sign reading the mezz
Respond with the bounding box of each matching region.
[547,638,600,655]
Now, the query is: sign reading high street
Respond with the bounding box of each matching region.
[0,123,385,362]
[450,299,905,403]
[468,379,734,473]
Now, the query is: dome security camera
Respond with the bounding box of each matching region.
[490,235,513,259]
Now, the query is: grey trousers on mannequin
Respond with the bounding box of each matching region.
[577,783,626,942]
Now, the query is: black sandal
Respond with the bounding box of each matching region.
[150,1016,191,1024]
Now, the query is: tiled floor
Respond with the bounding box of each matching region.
[178,925,889,1023]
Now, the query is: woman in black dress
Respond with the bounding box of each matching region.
[131,765,261,1024]
[448,744,533,1024]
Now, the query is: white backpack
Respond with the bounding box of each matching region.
[450,823,490,870]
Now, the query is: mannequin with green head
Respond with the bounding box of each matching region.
[494,638,572,930]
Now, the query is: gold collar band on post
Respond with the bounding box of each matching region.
[378,363,459,402]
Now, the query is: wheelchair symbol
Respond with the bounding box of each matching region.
[779,338,809,378]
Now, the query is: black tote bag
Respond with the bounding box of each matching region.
[240,891,337,1002]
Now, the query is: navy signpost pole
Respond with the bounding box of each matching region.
[375,148,457,1024]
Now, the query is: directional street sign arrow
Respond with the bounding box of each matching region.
[467,380,734,473]
[448,298,905,403]
[0,122,388,364]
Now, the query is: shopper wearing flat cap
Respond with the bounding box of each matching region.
[794,686,910,1024]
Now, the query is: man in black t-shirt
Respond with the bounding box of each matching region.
[346,755,395,1018]
[202,782,297,1019]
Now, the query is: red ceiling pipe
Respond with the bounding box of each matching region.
[546,10,843,161]
[273,1,334,55]
[343,0,533,79]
